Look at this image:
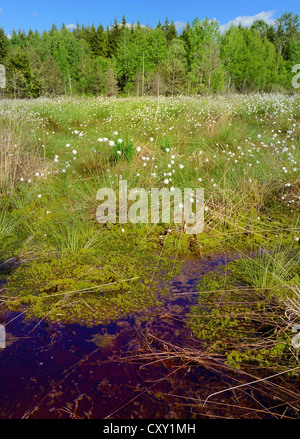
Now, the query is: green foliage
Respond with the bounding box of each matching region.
[188,18,225,92]
[0,12,299,97]
[0,28,9,62]
[221,26,287,92]
[5,47,40,97]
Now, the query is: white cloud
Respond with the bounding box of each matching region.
[0,8,3,14]
[219,10,276,33]
[32,12,38,17]
[66,24,76,30]
[174,21,186,32]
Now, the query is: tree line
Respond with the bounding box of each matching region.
[0,12,299,98]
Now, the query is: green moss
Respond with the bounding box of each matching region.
[88,333,118,349]
[5,239,180,325]
[188,251,300,371]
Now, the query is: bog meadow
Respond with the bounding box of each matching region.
[0,12,300,419]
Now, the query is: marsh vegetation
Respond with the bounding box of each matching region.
[0,93,299,418]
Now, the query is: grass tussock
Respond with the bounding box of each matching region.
[0,119,50,191]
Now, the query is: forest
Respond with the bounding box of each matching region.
[0,11,299,98]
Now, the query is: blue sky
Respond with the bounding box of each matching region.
[0,0,299,34]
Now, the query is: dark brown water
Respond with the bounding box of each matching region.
[0,254,296,419]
